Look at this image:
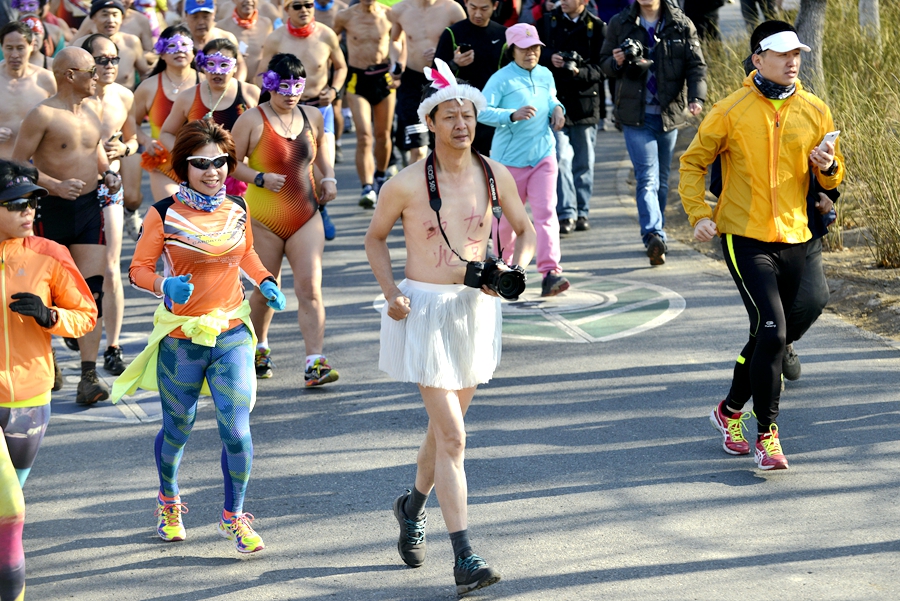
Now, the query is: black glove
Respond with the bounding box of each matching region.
[9,292,55,328]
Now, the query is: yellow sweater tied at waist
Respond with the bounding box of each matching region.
[110,301,257,409]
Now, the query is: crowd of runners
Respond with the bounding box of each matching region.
[0,0,843,595]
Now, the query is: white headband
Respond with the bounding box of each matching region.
[417,59,487,125]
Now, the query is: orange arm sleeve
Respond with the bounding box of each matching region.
[129,206,166,296]
[238,207,275,286]
[46,247,98,339]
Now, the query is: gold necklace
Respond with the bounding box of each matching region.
[270,102,297,140]
[205,81,230,120]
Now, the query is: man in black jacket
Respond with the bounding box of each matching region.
[600,0,705,265]
[540,0,606,234]
[434,0,507,154]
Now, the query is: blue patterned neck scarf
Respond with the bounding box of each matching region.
[176,182,226,212]
[753,72,796,100]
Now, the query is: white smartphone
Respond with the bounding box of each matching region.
[818,130,840,151]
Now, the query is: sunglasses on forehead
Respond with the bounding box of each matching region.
[94,56,121,66]
[186,154,229,170]
[1,197,39,212]
[70,66,98,76]
[290,2,315,9]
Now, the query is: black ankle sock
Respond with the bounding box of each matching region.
[721,399,742,416]
[81,361,96,375]
[107,345,119,352]
[404,486,429,519]
[757,424,773,437]
[449,529,473,561]
[374,170,385,179]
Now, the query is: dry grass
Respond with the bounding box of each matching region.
[702,0,900,266]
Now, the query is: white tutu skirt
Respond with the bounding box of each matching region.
[379,279,502,390]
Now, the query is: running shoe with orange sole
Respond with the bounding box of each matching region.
[155,497,188,542]
[218,513,265,553]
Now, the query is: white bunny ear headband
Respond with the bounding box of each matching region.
[417,58,488,125]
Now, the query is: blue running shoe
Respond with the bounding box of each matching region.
[320,205,336,240]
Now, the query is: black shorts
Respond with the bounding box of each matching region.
[34,190,105,246]
[395,68,430,151]
[346,64,394,107]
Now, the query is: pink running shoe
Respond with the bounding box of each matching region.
[755,424,789,470]
[709,402,751,455]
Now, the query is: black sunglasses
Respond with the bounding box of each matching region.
[1,197,39,212]
[186,154,229,170]
[94,56,121,66]
[291,2,315,9]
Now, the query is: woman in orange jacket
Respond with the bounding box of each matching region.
[0,159,98,601]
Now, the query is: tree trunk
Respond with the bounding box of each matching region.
[858,0,881,45]
[794,0,827,95]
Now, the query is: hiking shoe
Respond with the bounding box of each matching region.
[76,369,109,405]
[63,337,79,352]
[782,343,801,381]
[320,206,336,241]
[647,233,667,266]
[52,348,63,391]
[541,271,570,297]
[123,208,142,241]
[755,424,789,471]
[709,402,751,455]
[103,345,126,376]
[359,185,377,209]
[255,347,274,379]
[559,218,575,235]
[393,490,426,568]
[218,513,265,553]
[305,357,339,387]
[454,554,501,596]
[575,216,590,231]
[155,497,188,542]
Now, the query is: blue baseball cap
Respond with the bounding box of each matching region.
[184,0,215,14]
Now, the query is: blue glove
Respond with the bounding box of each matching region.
[162,274,194,304]
[260,280,286,311]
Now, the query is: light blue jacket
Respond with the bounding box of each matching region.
[478,62,564,168]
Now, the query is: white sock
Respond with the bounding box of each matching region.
[306,354,324,368]
[257,341,269,350]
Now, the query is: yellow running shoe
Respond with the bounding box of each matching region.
[155,498,188,542]
[218,513,265,553]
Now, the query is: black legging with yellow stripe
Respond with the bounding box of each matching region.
[721,234,807,432]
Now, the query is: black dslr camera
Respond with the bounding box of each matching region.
[619,38,653,79]
[464,257,527,300]
[557,50,584,72]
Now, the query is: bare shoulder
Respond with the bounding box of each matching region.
[133,72,159,99]
[112,82,135,104]
[391,0,408,19]
[242,81,262,103]
[214,27,239,43]
[384,159,425,200]
[35,67,56,93]
[442,0,466,19]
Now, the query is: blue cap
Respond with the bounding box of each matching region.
[184,0,214,14]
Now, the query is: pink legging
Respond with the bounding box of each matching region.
[498,156,562,276]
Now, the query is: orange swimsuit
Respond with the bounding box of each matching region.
[244,108,318,240]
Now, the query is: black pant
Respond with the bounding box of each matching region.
[722,234,807,429]
[787,237,829,345]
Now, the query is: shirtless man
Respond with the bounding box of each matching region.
[258,0,346,230]
[333,0,396,207]
[83,33,138,376]
[365,65,535,595]
[73,0,154,52]
[389,0,465,163]
[314,0,346,167]
[216,0,273,80]
[72,0,152,89]
[184,0,247,81]
[0,22,56,159]
[13,46,123,405]
[313,0,344,29]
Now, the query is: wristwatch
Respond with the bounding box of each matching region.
[254,172,266,188]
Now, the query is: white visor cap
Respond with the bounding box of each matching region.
[759,30,811,53]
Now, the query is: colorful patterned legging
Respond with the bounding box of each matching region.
[155,325,254,513]
[0,404,51,601]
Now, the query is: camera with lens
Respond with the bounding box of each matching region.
[463,257,527,300]
[557,50,584,72]
[619,38,654,79]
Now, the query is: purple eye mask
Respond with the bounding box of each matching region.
[154,34,193,55]
[12,0,40,12]
[196,51,236,75]
[261,70,306,96]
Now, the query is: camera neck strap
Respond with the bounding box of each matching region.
[425,150,505,262]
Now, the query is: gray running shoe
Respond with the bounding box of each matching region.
[392,490,426,568]
[454,554,501,596]
[123,208,142,242]
[76,369,109,405]
[782,343,801,381]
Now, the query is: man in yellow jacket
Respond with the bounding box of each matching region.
[679,21,843,471]
[0,159,98,601]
